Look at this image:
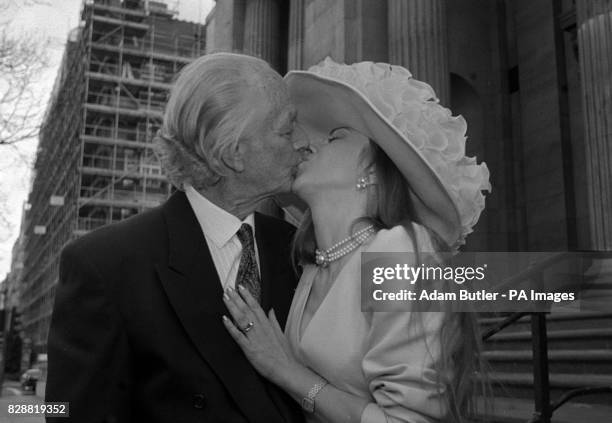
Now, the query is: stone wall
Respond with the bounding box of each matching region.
[204,0,605,252]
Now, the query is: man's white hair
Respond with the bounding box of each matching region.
[154,52,283,190]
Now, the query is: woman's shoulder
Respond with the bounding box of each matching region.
[365,223,435,253]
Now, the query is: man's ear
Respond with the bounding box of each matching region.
[220,140,245,172]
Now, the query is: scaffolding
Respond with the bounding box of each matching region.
[18,0,204,352]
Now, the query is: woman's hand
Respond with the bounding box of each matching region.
[223,286,372,422]
[222,284,300,386]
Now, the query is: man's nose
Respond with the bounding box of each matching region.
[291,131,309,151]
[297,146,313,161]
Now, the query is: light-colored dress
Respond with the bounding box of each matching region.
[285,224,448,423]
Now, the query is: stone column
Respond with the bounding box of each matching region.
[243,0,281,70]
[577,0,612,250]
[387,0,450,105]
[287,0,304,70]
[208,0,246,54]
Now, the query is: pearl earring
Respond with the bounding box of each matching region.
[356,174,376,190]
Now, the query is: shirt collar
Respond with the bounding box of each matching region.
[184,184,255,248]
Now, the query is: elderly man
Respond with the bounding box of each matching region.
[46,53,306,423]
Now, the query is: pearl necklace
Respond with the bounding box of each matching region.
[315,225,376,267]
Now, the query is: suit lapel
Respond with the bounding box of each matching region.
[255,212,298,329]
[156,192,286,423]
[254,213,303,423]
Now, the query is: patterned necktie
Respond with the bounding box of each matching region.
[235,223,261,303]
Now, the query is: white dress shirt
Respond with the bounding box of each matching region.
[184,184,260,290]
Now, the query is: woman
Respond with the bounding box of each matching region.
[222,58,491,422]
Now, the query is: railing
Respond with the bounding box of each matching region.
[86,0,146,13]
[76,217,109,232]
[88,60,174,84]
[80,185,166,203]
[83,123,156,143]
[82,153,113,170]
[90,29,201,58]
[86,0,180,16]
[82,153,162,175]
[87,91,165,112]
[481,252,612,423]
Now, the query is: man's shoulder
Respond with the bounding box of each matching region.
[63,205,166,260]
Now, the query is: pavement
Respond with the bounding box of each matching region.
[0,381,44,423]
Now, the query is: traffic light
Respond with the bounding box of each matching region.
[10,309,22,333]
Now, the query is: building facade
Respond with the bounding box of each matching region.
[16,0,204,354]
[206,0,612,253]
[204,1,612,415]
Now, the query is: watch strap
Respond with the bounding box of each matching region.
[301,378,328,413]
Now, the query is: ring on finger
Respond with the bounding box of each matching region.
[242,321,255,333]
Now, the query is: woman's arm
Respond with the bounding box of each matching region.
[360,310,447,423]
[222,285,443,423]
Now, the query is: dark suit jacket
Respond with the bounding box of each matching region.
[46,191,304,423]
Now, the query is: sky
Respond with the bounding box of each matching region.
[0,0,215,280]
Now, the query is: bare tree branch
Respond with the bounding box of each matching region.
[0,27,49,146]
[0,1,51,13]
[0,0,50,238]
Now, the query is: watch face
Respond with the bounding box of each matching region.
[301,397,315,413]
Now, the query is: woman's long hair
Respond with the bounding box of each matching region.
[291,141,491,422]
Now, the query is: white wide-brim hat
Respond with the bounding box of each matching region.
[285,58,491,250]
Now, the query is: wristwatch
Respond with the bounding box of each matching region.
[301,379,329,413]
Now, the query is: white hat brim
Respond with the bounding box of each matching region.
[285,71,461,246]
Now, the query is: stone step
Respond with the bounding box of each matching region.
[484,328,612,350]
[487,371,612,388]
[479,311,612,327]
[483,372,612,405]
[484,349,612,360]
[482,349,612,373]
[472,396,612,423]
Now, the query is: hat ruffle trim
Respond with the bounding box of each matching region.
[308,57,492,250]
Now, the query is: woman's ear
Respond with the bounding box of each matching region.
[363,163,378,182]
[368,167,377,184]
[220,141,245,172]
